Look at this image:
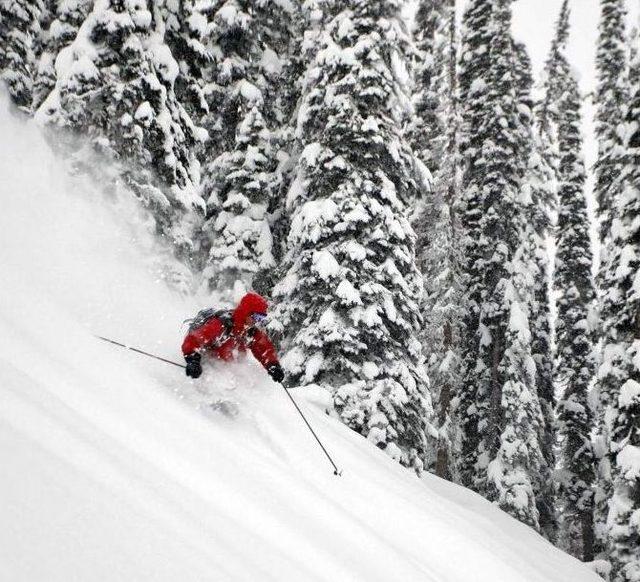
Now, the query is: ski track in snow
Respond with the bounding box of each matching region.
[0,94,602,581]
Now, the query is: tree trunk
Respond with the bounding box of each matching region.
[489,330,504,457]
[581,509,595,562]
[436,322,453,480]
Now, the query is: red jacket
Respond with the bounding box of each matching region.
[182,293,279,370]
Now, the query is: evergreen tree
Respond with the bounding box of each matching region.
[271,0,432,471]
[162,0,211,122]
[531,70,561,511]
[0,0,44,110]
[605,27,640,582]
[196,0,252,177]
[527,132,559,543]
[409,0,462,480]
[197,0,295,166]
[538,0,570,133]
[36,0,205,291]
[456,0,494,490]
[593,0,630,555]
[594,0,628,250]
[256,2,304,296]
[458,0,545,527]
[254,0,299,132]
[198,0,295,298]
[629,27,639,89]
[202,101,277,298]
[481,0,545,528]
[407,0,447,184]
[514,40,558,542]
[551,4,597,558]
[33,0,93,110]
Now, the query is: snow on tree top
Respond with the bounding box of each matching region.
[616,444,640,481]
[336,279,362,306]
[312,249,341,280]
[619,379,640,408]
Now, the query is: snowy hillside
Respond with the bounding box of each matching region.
[0,99,602,581]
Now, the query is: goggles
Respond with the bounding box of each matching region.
[251,312,268,324]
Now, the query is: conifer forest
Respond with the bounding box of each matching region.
[1,0,640,579]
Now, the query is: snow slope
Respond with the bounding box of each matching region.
[0,96,602,582]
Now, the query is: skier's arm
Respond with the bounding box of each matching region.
[251,331,284,383]
[250,330,279,367]
[182,318,225,355]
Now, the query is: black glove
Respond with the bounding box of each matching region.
[267,363,284,383]
[185,353,202,379]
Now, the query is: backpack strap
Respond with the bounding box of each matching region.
[199,309,233,349]
[214,310,234,341]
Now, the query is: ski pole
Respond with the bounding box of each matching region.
[280,385,342,477]
[96,335,185,369]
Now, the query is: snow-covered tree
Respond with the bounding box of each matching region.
[407,0,447,185]
[538,0,570,135]
[202,101,276,298]
[629,27,639,89]
[408,0,462,480]
[457,0,545,528]
[271,0,433,471]
[594,0,628,250]
[36,0,205,291]
[514,40,558,542]
[550,8,597,558]
[593,0,630,555]
[527,137,559,542]
[197,0,296,167]
[604,27,640,582]
[32,0,93,110]
[254,0,299,132]
[161,0,211,123]
[0,0,44,110]
[198,0,296,298]
[256,2,304,297]
[530,74,561,504]
[481,0,545,528]
[456,0,494,490]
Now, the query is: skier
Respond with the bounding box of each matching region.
[181,292,285,383]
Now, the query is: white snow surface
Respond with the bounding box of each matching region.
[0,98,602,581]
